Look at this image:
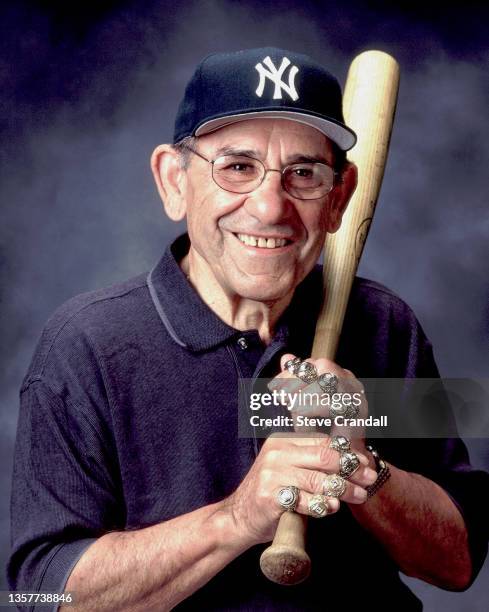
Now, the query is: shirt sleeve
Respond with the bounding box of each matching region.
[378,312,489,590]
[7,377,124,611]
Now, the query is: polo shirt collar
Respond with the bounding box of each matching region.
[147,233,323,353]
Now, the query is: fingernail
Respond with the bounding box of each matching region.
[364,468,377,484]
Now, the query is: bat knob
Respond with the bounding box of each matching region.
[259,544,311,585]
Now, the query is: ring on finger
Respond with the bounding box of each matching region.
[317,372,338,393]
[308,495,330,518]
[277,486,300,512]
[322,474,347,498]
[330,435,351,452]
[284,357,302,375]
[296,361,318,384]
[329,403,360,419]
[339,451,361,479]
[345,404,360,418]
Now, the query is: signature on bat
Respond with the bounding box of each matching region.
[354,216,373,265]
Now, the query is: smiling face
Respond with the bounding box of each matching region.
[156,118,356,305]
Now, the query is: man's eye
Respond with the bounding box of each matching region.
[293,167,314,178]
[227,163,253,172]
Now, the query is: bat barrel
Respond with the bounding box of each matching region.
[313,50,400,360]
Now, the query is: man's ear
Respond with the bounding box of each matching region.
[326,161,358,233]
[151,144,187,221]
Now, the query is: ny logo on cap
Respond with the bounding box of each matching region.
[255,56,299,101]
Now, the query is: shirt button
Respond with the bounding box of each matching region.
[237,337,248,350]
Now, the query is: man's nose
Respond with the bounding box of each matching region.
[244,170,293,226]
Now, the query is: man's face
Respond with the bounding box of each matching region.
[181,118,342,303]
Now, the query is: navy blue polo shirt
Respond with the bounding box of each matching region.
[8,233,488,610]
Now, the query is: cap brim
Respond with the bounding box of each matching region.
[195,110,357,151]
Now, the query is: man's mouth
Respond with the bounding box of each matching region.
[234,233,292,249]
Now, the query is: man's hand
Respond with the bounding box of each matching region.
[223,353,377,546]
[273,352,370,451]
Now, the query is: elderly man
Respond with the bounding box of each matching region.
[8,48,488,611]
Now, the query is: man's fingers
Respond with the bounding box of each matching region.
[294,445,375,487]
[266,441,376,487]
[268,433,369,460]
[276,487,341,518]
[272,355,363,398]
[275,471,368,506]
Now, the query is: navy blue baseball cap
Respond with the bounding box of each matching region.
[173,47,357,151]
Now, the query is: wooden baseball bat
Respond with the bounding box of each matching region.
[259,50,400,585]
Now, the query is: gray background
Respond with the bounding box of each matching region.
[1,0,488,609]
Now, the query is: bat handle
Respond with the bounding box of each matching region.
[259,511,311,585]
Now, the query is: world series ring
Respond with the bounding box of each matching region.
[322,474,347,498]
[330,435,351,452]
[317,372,338,394]
[329,403,360,419]
[284,357,302,375]
[296,361,317,384]
[277,486,300,512]
[339,451,360,479]
[308,495,330,518]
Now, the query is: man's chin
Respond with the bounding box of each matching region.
[229,278,294,304]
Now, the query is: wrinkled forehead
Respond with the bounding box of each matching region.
[197,117,335,163]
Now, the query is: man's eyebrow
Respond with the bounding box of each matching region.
[213,147,332,165]
[214,146,258,157]
[285,153,331,165]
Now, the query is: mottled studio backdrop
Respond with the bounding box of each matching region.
[1,0,488,608]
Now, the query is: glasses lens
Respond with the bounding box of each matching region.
[212,155,264,193]
[284,163,335,199]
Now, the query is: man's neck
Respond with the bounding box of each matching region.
[180,251,292,345]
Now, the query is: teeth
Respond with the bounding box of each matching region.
[237,234,287,248]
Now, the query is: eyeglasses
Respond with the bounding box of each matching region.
[182,145,338,200]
